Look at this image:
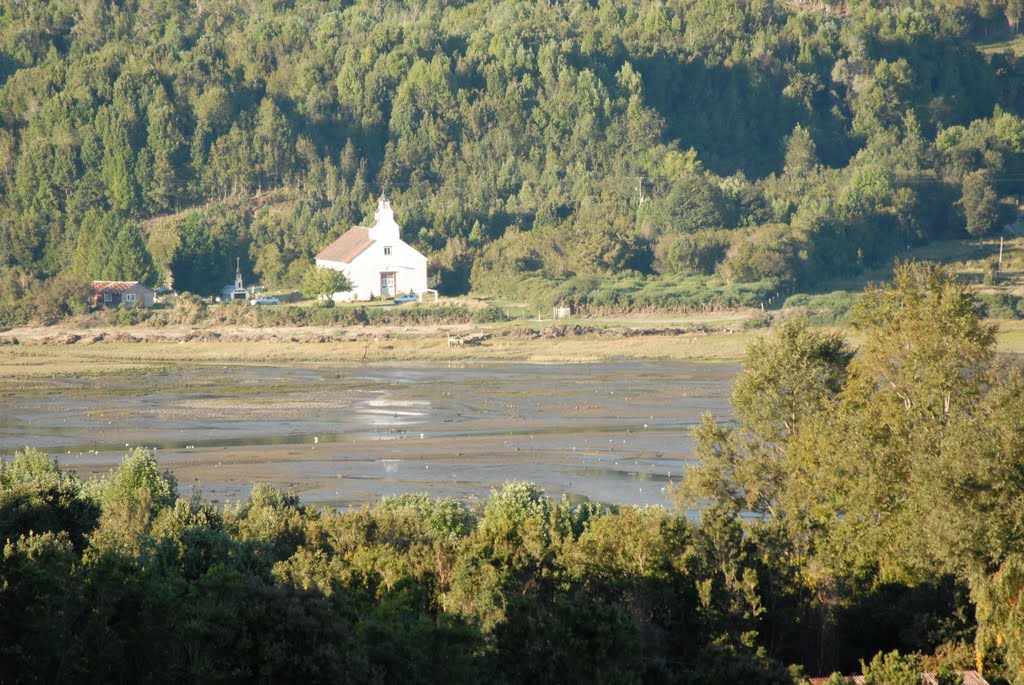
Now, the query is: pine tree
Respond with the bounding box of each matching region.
[144,90,185,213]
[110,221,158,286]
[169,212,217,295]
[70,210,119,281]
[100,113,140,216]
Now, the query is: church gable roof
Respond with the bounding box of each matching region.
[315,226,374,264]
[91,281,148,294]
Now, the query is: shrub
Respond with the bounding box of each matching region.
[983,259,999,285]
[654,228,733,275]
[507,273,777,313]
[743,314,773,330]
[861,651,922,685]
[721,224,807,287]
[376,492,475,539]
[473,306,508,323]
[935,664,962,685]
[975,292,1022,320]
[481,481,551,541]
[167,293,207,325]
[32,274,92,322]
[365,305,473,325]
[106,306,153,326]
[0,266,38,326]
[90,447,178,514]
[782,291,859,324]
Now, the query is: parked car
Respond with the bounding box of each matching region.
[393,293,417,304]
[250,296,280,306]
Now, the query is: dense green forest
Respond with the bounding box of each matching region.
[2,262,1022,683]
[1,0,1024,320]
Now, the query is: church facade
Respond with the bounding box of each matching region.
[314,195,428,301]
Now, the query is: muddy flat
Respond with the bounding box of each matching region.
[0,361,736,509]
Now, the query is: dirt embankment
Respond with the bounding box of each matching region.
[0,320,752,348]
[514,323,746,338]
[0,324,459,346]
[0,311,764,367]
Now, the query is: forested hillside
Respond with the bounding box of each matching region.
[1,0,1023,314]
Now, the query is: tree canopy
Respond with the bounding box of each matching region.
[678,261,1024,681]
[301,264,352,300]
[0,0,1021,313]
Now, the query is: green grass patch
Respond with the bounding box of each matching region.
[508,273,779,313]
[782,291,860,325]
[976,34,1024,56]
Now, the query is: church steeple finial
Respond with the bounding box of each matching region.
[370,191,399,240]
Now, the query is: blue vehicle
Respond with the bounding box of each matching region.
[393,293,417,304]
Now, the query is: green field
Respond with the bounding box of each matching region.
[976,33,1024,56]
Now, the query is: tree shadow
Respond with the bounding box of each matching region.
[636,53,854,178]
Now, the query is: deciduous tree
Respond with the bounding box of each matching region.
[960,169,1000,238]
[301,265,352,299]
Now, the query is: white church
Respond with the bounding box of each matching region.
[314,194,428,301]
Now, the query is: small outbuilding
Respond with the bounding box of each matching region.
[315,194,428,301]
[91,281,155,308]
[220,258,248,301]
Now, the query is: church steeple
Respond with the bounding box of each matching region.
[235,257,244,290]
[369,192,400,241]
[376,193,394,224]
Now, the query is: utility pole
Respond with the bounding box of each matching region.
[999,236,1004,269]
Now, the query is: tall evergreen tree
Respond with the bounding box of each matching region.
[70,210,119,281]
[169,212,217,295]
[109,221,158,286]
[99,113,140,216]
[143,90,186,214]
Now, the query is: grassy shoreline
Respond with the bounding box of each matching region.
[1,317,1022,378]
[0,310,763,376]
[0,331,755,377]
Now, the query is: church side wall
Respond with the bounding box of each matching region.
[389,241,428,296]
[317,243,427,301]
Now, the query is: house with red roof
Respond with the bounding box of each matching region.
[91,281,155,308]
[314,194,427,301]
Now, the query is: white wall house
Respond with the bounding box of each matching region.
[314,194,428,301]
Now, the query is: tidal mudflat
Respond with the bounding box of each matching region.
[0,361,736,508]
